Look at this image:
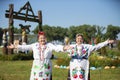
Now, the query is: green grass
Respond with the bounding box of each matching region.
[0,60,120,80]
[90,68,120,80]
[0,61,31,80]
[0,51,120,80]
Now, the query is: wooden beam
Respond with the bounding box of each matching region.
[5,13,41,23]
[6,10,38,18]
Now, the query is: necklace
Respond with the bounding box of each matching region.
[39,45,46,61]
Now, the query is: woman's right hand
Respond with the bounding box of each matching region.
[63,45,73,51]
[7,44,15,49]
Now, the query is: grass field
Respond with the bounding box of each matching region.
[0,51,120,80]
[0,60,120,80]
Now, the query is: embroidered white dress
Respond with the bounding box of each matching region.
[17,42,63,80]
[67,41,109,80]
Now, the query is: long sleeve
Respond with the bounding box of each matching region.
[47,43,64,52]
[86,40,109,57]
[89,40,109,52]
[17,44,32,51]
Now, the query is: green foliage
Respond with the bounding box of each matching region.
[32,25,68,41]
[94,36,101,44]
[0,75,4,80]
[32,24,120,44]
[106,48,120,57]
[43,25,68,41]
[89,52,120,68]
[95,26,105,38]
[0,24,120,45]
[97,47,107,55]
[14,27,21,34]
[68,25,97,43]
[52,51,71,66]
[105,25,120,39]
[56,58,71,66]
[0,52,33,61]
[95,36,107,55]
[101,47,107,54]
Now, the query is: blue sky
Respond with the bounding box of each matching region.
[0,0,120,31]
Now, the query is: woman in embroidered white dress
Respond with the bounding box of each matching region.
[64,33,114,80]
[8,31,63,80]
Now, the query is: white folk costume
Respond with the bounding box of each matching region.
[17,42,63,80]
[67,41,109,80]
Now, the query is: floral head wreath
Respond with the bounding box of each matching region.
[38,31,45,38]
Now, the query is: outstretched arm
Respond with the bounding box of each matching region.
[48,43,64,52]
[7,43,32,51]
[63,45,73,51]
[90,39,115,52]
[7,43,18,49]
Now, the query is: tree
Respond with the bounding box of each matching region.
[95,25,105,40]
[105,25,120,40]
[32,25,68,42]
[67,26,77,41]
[105,25,120,48]
[32,25,39,34]
[67,24,97,43]
[14,27,21,34]
[76,24,96,43]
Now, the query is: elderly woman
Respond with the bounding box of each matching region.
[64,33,114,80]
[8,31,63,80]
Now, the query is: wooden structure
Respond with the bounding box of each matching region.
[5,1,42,54]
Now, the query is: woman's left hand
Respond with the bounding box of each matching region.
[108,40,115,44]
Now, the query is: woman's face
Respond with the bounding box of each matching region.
[38,35,46,45]
[76,36,83,45]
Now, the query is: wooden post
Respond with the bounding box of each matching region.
[8,4,14,54]
[38,10,42,31]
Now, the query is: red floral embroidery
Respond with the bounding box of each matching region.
[36,78,38,80]
[82,49,86,54]
[73,74,78,78]
[79,74,84,79]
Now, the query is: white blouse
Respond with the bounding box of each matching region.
[68,40,109,58]
[17,42,63,59]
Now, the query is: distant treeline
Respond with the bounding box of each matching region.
[0,24,120,45]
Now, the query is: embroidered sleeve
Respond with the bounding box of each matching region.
[89,40,109,52]
[48,43,64,52]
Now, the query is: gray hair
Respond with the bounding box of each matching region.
[76,33,83,38]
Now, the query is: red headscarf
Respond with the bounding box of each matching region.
[38,31,45,38]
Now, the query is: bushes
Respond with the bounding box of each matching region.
[97,47,107,55]
[55,54,120,68]
[52,51,71,66]
[106,49,120,57]
[56,57,71,66]
[54,49,120,68]
[0,52,33,61]
[0,75,4,80]
[89,52,120,68]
